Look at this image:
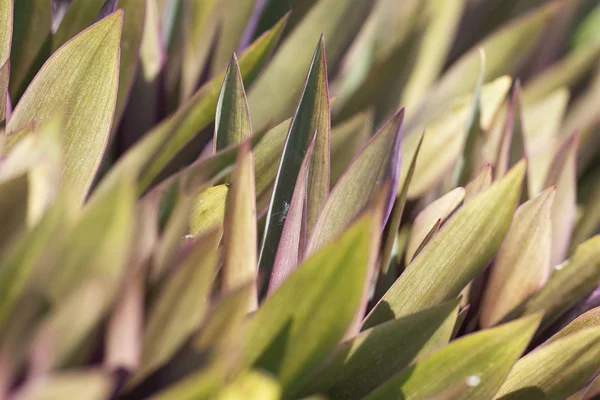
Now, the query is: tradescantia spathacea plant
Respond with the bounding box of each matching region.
[2,0,600,398]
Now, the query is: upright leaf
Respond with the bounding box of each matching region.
[241,210,379,395]
[222,143,258,311]
[7,12,123,203]
[547,307,600,344]
[214,55,253,152]
[190,185,228,237]
[364,161,524,328]
[496,81,525,180]
[247,0,372,133]
[129,230,220,387]
[365,315,541,400]
[495,327,600,400]
[11,371,112,400]
[306,109,403,256]
[480,186,555,328]
[0,0,11,64]
[258,37,329,279]
[215,371,281,400]
[0,174,28,252]
[51,0,106,51]
[300,300,459,400]
[464,163,492,202]
[330,111,372,186]
[405,187,465,264]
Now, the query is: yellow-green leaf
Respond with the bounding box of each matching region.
[7,12,122,203]
[12,370,112,400]
[241,210,379,395]
[214,55,253,152]
[547,307,600,344]
[0,174,28,252]
[51,0,106,51]
[495,327,600,400]
[0,0,12,64]
[130,230,220,387]
[365,315,541,400]
[215,371,281,400]
[480,186,555,328]
[222,144,258,310]
[190,185,228,237]
[300,300,459,400]
[405,187,465,264]
[365,161,524,328]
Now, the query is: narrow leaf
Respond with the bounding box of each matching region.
[365,161,524,328]
[241,210,379,395]
[496,81,525,180]
[214,55,253,152]
[330,111,372,186]
[480,186,555,328]
[495,327,600,400]
[464,163,492,202]
[190,185,229,237]
[300,300,459,400]
[258,37,329,279]
[547,307,600,344]
[365,315,541,400]
[306,109,403,256]
[12,371,112,400]
[405,187,465,264]
[51,0,106,51]
[7,12,123,203]
[222,143,258,311]
[0,174,28,252]
[215,371,281,400]
[0,0,11,63]
[411,218,441,263]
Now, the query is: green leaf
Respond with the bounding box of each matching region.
[0,174,28,252]
[222,144,258,310]
[410,218,441,263]
[495,327,600,400]
[190,185,229,237]
[215,371,281,400]
[306,109,403,256]
[214,55,253,152]
[51,0,106,51]
[7,12,123,203]
[247,0,372,133]
[130,230,220,387]
[11,370,112,400]
[464,163,492,202]
[258,37,329,279]
[480,186,555,328]
[0,0,12,63]
[241,209,379,395]
[572,174,600,251]
[138,14,287,191]
[0,60,8,124]
[10,0,51,101]
[547,307,600,344]
[300,300,459,400]
[496,81,525,180]
[365,315,541,400]
[520,236,600,331]
[364,161,524,328]
[544,132,578,266]
[330,111,372,186]
[405,187,465,265]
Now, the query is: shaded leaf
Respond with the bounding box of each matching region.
[214,55,253,152]
[300,300,459,400]
[496,81,525,181]
[547,307,600,344]
[480,186,555,328]
[258,37,329,278]
[0,174,28,252]
[306,109,403,256]
[330,111,372,186]
[365,161,524,328]
[495,327,600,400]
[222,144,258,310]
[405,187,465,264]
[365,315,541,400]
[464,163,492,202]
[7,12,123,203]
[51,0,106,51]
[241,210,379,395]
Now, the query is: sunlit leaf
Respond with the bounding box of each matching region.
[241,210,380,395]
[464,163,492,202]
[190,185,228,237]
[51,0,106,51]
[480,186,555,328]
[300,300,459,399]
[7,12,123,203]
[11,370,112,400]
[365,315,541,400]
[0,0,12,64]
[547,307,600,344]
[495,327,600,400]
[215,371,281,400]
[365,161,524,328]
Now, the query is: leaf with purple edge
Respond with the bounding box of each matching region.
[464,163,492,202]
[7,12,123,204]
[51,0,106,51]
[546,307,600,344]
[305,109,403,257]
[495,80,525,180]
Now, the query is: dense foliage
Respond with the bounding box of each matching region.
[2,0,600,399]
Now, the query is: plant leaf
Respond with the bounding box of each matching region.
[214,55,253,152]
[11,370,112,400]
[247,0,372,133]
[300,300,459,400]
[0,0,11,63]
[190,185,229,237]
[520,236,600,331]
[0,174,28,252]
[215,371,281,400]
[547,307,600,344]
[364,161,524,328]
[7,12,123,203]
[405,187,465,264]
[464,163,492,202]
[130,230,220,387]
[330,111,372,186]
[241,209,379,395]
[495,327,600,400]
[365,315,541,400]
[222,143,258,310]
[480,186,555,328]
[496,81,525,180]
[306,109,403,256]
[258,37,329,279]
[51,0,106,51]
[138,15,287,192]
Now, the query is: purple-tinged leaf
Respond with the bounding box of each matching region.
[464,163,492,202]
[51,0,106,51]
[496,81,525,180]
